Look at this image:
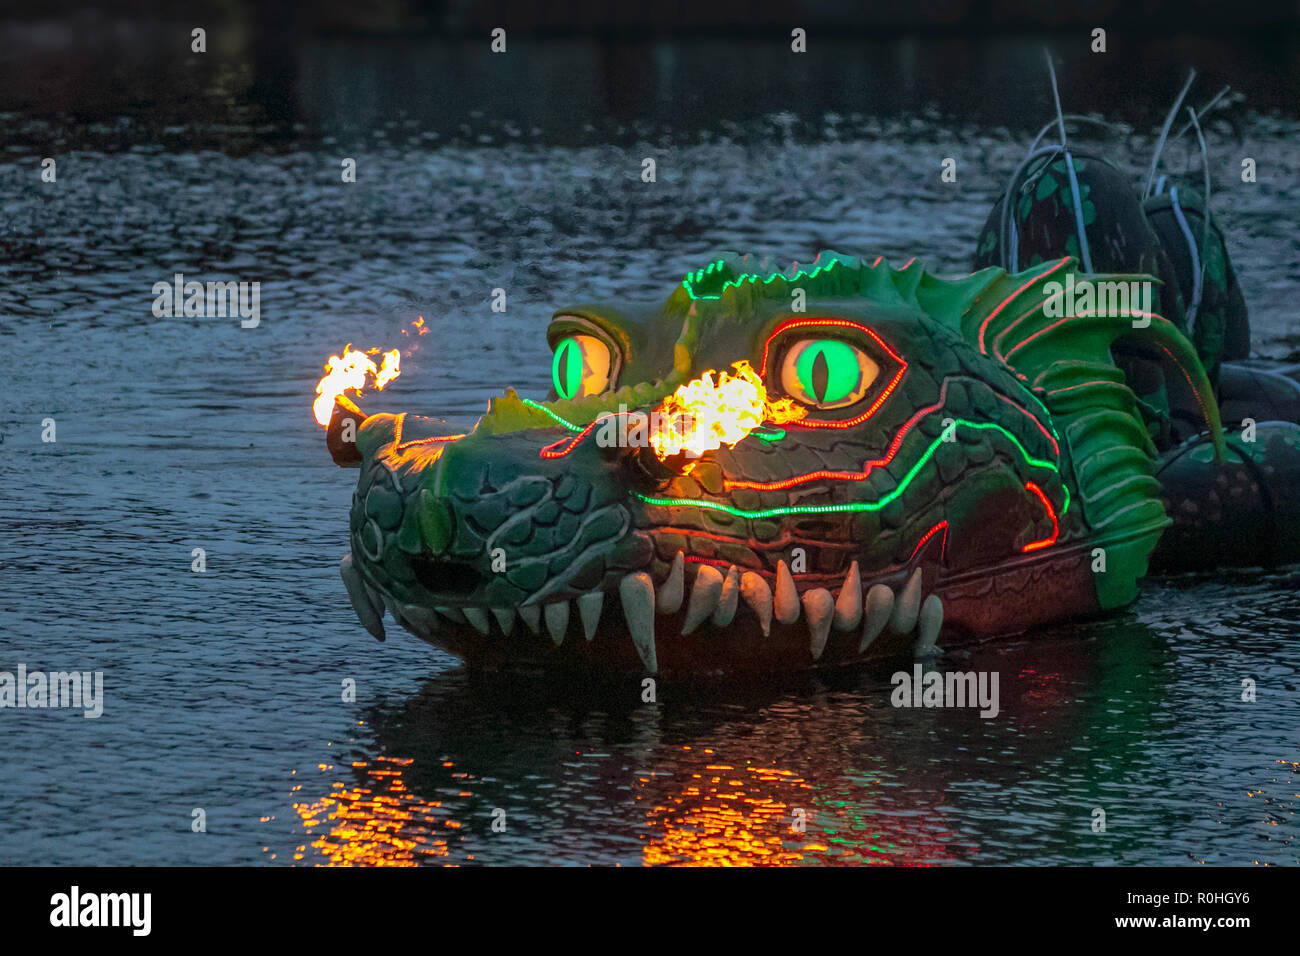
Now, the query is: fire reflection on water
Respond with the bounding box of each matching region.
[290,755,467,866]
[640,759,814,865]
[281,744,968,866]
[639,748,965,866]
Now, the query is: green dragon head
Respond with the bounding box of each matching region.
[335,251,1221,675]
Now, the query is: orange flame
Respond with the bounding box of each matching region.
[399,315,430,356]
[313,345,401,426]
[650,360,805,460]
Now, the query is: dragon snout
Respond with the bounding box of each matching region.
[339,414,654,647]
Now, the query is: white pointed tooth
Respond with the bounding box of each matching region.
[339,554,385,642]
[386,599,423,637]
[711,566,741,627]
[544,601,570,645]
[518,605,541,635]
[682,565,724,635]
[620,572,658,673]
[491,607,517,637]
[739,571,773,637]
[463,606,491,635]
[436,606,467,624]
[656,551,685,615]
[578,592,604,642]
[833,561,862,631]
[915,594,944,658]
[398,602,440,636]
[774,560,800,625]
[859,584,895,652]
[802,588,835,660]
[890,568,923,634]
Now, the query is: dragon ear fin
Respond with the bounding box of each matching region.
[936,257,1079,357]
[1114,322,1225,462]
[980,266,1223,462]
[952,257,1223,459]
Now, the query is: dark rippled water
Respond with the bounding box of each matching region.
[1,33,1298,865]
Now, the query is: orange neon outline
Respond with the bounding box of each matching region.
[758,318,907,430]
[394,412,466,452]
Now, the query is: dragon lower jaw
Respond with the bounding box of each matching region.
[340,550,945,675]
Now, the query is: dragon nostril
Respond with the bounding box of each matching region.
[410,557,481,596]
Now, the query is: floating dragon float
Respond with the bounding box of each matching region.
[318,76,1300,676]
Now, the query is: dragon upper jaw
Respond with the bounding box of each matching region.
[340,546,945,674]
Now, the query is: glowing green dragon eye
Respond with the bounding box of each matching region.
[551,334,611,400]
[781,338,878,409]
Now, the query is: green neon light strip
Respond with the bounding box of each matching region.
[683,259,844,301]
[634,419,1069,517]
[752,428,785,442]
[522,398,583,431]
[1013,381,1060,442]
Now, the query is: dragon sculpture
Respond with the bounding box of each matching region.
[325,68,1300,675]
[326,240,1300,675]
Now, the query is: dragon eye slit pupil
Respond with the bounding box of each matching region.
[566,339,584,394]
[550,332,614,399]
[552,338,578,398]
[790,338,863,406]
[810,348,830,402]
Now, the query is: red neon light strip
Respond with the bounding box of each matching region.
[682,555,735,569]
[1160,344,1214,434]
[1045,379,1120,398]
[977,258,1071,354]
[990,293,1066,363]
[1021,481,1059,552]
[908,520,949,563]
[539,414,613,459]
[758,318,907,430]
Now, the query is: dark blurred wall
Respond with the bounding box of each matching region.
[4,0,1297,34]
[1,0,1294,151]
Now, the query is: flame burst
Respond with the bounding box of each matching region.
[650,360,805,460]
[313,345,401,426]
